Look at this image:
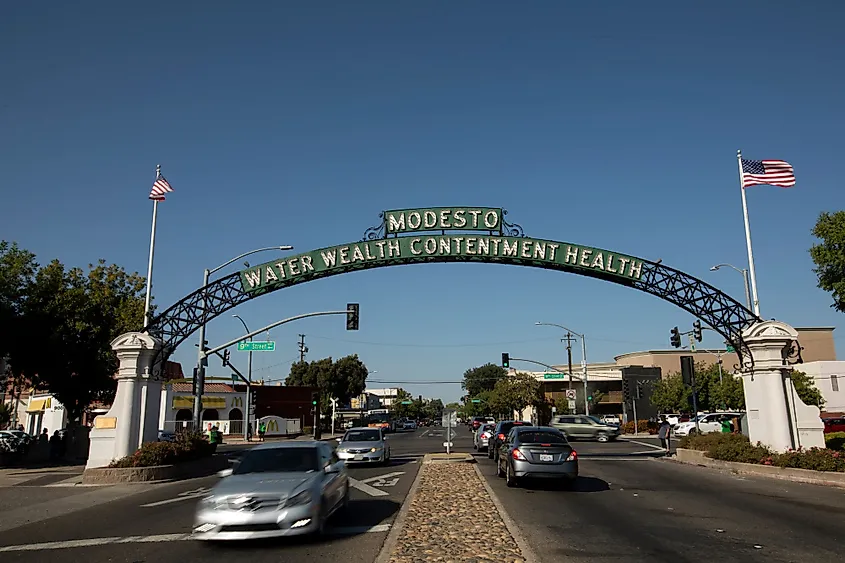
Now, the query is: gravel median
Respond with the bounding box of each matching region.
[385,460,526,563]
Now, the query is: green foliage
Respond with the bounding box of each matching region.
[825,432,845,451]
[710,373,746,410]
[0,403,10,428]
[680,432,845,472]
[109,430,214,468]
[810,210,845,313]
[285,354,369,413]
[650,374,691,413]
[790,369,824,408]
[462,363,506,397]
[621,420,657,434]
[0,242,148,422]
[488,372,543,418]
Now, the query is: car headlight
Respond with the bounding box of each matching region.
[370,447,383,452]
[337,448,348,453]
[286,490,312,507]
[199,496,218,509]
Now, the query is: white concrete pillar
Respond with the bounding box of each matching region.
[740,321,825,452]
[86,332,163,469]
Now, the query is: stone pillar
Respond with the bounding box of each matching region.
[740,321,825,452]
[86,332,163,469]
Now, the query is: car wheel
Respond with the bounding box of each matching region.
[315,503,328,536]
[505,463,518,488]
[497,459,506,478]
[596,432,609,443]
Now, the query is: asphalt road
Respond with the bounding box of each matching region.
[0,430,425,563]
[476,435,845,563]
[3,426,843,563]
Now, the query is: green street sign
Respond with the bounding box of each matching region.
[400,400,412,405]
[471,399,481,403]
[543,373,566,380]
[726,345,735,353]
[237,341,276,352]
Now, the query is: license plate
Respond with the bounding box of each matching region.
[539,454,553,462]
[354,455,363,461]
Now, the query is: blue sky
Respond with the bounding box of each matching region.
[3,2,843,403]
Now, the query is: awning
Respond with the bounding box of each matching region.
[26,397,51,413]
[173,396,227,410]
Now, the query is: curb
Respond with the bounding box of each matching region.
[473,463,538,563]
[373,455,427,563]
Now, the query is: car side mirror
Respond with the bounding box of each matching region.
[217,468,233,478]
[324,464,339,474]
[335,437,342,442]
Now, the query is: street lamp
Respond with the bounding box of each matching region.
[536,322,590,416]
[194,245,294,427]
[232,314,253,442]
[710,263,754,315]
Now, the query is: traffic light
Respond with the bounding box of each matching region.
[670,326,681,348]
[346,303,359,331]
[680,355,695,386]
[192,367,199,395]
[311,391,319,407]
[502,353,510,368]
[693,320,702,342]
[222,349,231,367]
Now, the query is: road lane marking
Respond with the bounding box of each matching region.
[419,429,430,437]
[0,524,392,552]
[349,478,390,496]
[141,487,211,507]
[360,471,405,485]
[620,438,667,451]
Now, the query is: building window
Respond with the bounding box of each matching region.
[832,374,839,392]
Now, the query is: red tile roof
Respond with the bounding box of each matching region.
[171,383,235,393]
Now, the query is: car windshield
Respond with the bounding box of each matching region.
[501,421,530,433]
[481,424,495,432]
[344,430,381,442]
[518,431,568,444]
[587,416,604,424]
[233,447,319,474]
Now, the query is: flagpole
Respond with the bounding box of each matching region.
[143,165,161,329]
[737,150,761,317]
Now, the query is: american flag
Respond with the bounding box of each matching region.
[149,174,174,201]
[741,158,796,188]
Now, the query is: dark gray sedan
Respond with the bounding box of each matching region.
[497,426,578,488]
[192,441,349,540]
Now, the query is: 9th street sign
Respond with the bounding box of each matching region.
[237,341,276,352]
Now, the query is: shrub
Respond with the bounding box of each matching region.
[679,431,740,451]
[769,448,845,472]
[825,432,845,451]
[109,430,214,468]
[705,434,771,464]
[621,420,657,434]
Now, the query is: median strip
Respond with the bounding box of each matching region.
[377,454,533,563]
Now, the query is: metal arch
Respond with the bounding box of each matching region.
[145,251,761,372]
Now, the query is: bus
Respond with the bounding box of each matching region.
[366,410,395,433]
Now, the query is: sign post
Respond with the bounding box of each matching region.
[442,409,457,454]
[330,397,338,436]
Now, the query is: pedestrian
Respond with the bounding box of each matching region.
[247,422,253,442]
[720,417,732,433]
[258,421,266,442]
[657,416,671,455]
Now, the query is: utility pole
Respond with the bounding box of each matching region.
[563,332,575,391]
[298,334,308,363]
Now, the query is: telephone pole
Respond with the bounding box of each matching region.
[562,332,575,390]
[298,334,308,362]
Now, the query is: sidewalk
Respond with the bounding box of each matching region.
[220,433,342,445]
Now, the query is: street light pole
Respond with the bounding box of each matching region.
[232,315,252,441]
[193,245,293,428]
[536,322,590,416]
[710,263,753,314]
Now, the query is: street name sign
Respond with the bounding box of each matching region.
[237,341,276,352]
[543,373,566,380]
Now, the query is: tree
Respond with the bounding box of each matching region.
[285,355,369,414]
[0,242,37,362]
[489,373,542,418]
[650,374,692,413]
[462,363,506,397]
[424,398,444,420]
[810,210,845,313]
[791,369,824,408]
[710,374,746,410]
[390,388,413,419]
[6,254,148,422]
[0,403,10,428]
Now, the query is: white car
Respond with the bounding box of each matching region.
[673,412,743,437]
[402,420,417,430]
[601,415,621,426]
[473,424,495,452]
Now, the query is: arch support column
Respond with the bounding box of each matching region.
[740,321,825,452]
[86,332,163,469]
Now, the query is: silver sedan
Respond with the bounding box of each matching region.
[474,423,496,452]
[192,441,349,540]
[335,427,391,464]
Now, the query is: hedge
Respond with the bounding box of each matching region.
[109,430,215,468]
[621,420,658,435]
[825,432,845,451]
[679,432,845,472]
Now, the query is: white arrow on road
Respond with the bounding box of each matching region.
[349,471,405,496]
[361,471,404,484]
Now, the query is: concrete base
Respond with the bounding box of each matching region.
[82,455,230,484]
[86,332,164,469]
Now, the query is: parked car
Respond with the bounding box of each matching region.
[549,415,620,442]
[473,423,496,452]
[192,441,349,540]
[496,426,578,488]
[157,430,176,442]
[470,416,495,432]
[673,412,744,437]
[402,420,417,430]
[335,427,391,464]
[600,415,621,426]
[823,417,845,433]
[488,420,532,461]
